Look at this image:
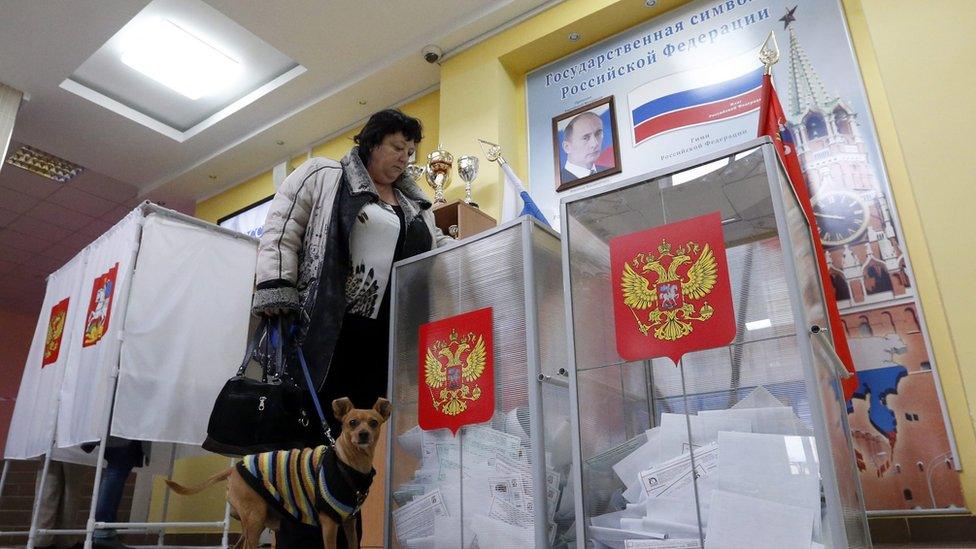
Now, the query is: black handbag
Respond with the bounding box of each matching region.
[202,319,319,456]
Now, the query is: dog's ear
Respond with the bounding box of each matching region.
[373,398,392,422]
[332,397,354,421]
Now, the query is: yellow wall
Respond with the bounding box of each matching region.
[195,91,441,224]
[842,0,976,506]
[188,0,976,525]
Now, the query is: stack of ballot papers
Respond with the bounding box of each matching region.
[392,419,568,548]
[590,386,822,549]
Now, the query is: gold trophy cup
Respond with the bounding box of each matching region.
[425,146,454,204]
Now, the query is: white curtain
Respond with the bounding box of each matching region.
[57,210,142,448]
[111,213,256,444]
[5,250,88,459]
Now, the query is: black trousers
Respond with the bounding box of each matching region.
[275,513,361,548]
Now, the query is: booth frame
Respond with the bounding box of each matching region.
[1,202,255,548]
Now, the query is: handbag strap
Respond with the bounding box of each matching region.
[283,322,336,447]
[235,317,269,377]
[268,319,286,381]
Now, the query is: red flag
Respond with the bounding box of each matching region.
[757,74,858,400]
[418,307,495,435]
[610,211,736,365]
[82,263,119,348]
[42,298,70,367]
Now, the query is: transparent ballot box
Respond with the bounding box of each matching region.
[560,137,871,549]
[385,218,575,548]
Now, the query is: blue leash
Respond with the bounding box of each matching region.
[271,321,336,448]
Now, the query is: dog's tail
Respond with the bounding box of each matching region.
[164,468,233,496]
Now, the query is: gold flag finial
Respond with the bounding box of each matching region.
[759,31,780,75]
[477,139,506,164]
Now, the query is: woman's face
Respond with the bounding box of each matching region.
[366,132,416,186]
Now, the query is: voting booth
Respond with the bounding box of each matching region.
[385,218,575,548]
[4,202,256,545]
[561,138,871,548]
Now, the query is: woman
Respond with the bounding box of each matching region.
[252,109,450,546]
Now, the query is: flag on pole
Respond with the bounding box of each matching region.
[757,73,858,400]
[498,161,552,227]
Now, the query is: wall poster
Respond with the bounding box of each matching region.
[525,0,964,512]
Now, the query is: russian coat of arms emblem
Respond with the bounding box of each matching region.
[418,308,494,434]
[610,212,736,364]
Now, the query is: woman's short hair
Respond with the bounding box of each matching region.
[354,109,423,165]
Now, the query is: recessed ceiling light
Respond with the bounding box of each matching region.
[121,19,240,100]
[358,99,367,105]
[568,32,582,42]
[275,140,285,146]
[6,145,84,183]
[645,0,658,7]
[208,174,218,180]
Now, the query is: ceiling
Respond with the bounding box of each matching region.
[0,0,562,314]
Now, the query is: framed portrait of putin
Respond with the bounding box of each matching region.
[552,96,622,192]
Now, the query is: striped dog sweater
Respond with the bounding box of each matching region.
[236,445,375,526]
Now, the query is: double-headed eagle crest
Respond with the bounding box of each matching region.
[43,308,67,363]
[423,329,488,416]
[620,238,719,341]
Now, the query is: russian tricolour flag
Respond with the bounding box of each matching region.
[629,49,764,145]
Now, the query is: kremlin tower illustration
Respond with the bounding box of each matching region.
[781,7,910,309]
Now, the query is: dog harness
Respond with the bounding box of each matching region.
[237,445,375,526]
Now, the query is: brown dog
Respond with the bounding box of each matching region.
[165,397,391,549]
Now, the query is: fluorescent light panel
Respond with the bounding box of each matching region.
[745,318,772,331]
[121,19,240,100]
[6,145,84,183]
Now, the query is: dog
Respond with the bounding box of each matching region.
[165,397,391,549]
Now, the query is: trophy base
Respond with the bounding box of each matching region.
[433,199,496,240]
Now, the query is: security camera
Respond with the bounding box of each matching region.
[422,45,443,64]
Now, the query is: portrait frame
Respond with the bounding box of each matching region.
[552,96,622,192]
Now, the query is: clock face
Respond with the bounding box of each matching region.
[812,190,870,246]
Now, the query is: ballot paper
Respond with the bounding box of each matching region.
[545,468,562,520]
[698,407,811,436]
[393,489,450,542]
[469,512,535,548]
[398,425,423,457]
[488,494,534,528]
[703,489,815,549]
[587,431,650,471]
[463,424,524,465]
[716,431,822,541]
[643,495,706,537]
[659,414,751,457]
[732,386,784,409]
[613,427,664,485]
[624,539,702,549]
[588,524,667,549]
[393,483,428,506]
[639,442,718,499]
[488,475,530,512]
